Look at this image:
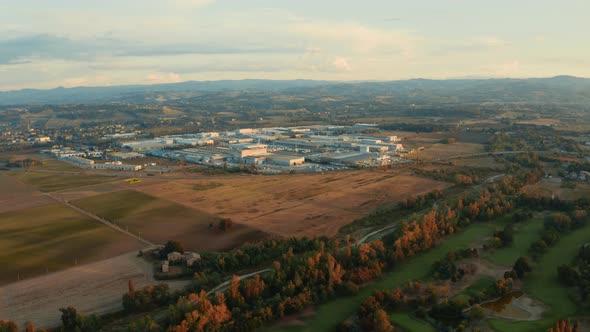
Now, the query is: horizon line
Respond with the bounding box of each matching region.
[0,74,587,93]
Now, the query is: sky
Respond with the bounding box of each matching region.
[0,0,589,91]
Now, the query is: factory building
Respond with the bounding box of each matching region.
[92,161,142,171]
[268,154,305,166]
[110,152,144,160]
[231,143,268,159]
[122,139,176,151]
[61,156,95,166]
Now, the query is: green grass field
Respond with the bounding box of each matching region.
[0,203,142,285]
[485,215,545,266]
[9,171,117,192]
[73,190,266,251]
[487,222,590,332]
[264,222,498,332]
[390,312,436,332]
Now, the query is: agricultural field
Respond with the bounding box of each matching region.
[72,190,266,251]
[131,171,451,238]
[0,172,52,213]
[524,177,590,201]
[8,171,118,192]
[0,203,144,285]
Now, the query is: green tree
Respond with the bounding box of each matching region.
[513,257,532,279]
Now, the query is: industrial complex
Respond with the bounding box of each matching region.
[120,124,408,173]
[47,124,410,173]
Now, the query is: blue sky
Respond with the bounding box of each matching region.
[0,0,588,90]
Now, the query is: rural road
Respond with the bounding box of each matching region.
[206,269,271,296]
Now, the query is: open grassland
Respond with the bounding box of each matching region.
[488,222,590,332]
[524,177,590,201]
[131,171,451,238]
[264,222,497,332]
[0,203,143,285]
[9,171,118,192]
[72,190,267,251]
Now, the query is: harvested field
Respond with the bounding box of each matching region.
[72,190,266,251]
[0,251,189,329]
[0,172,52,213]
[524,177,590,201]
[9,171,119,192]
[51,181,126,202]
[0,203,144,285]
[132,171,451,238]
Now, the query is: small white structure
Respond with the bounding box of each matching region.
[184,252,201,266]
[36,136,51,143]
[161,261,169,273]
[167,251,183,262]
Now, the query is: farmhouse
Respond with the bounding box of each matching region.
[167,252,183,262]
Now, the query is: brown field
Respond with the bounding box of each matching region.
[0,252,189,329]
[131,171,451,238]
[72,190,267,251]
[516,118,560,126]
[0,172,53,213]
[524,177,590,201]
[451,156,505,170]
[410,142,486,161]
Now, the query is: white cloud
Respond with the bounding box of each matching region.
[146,72,183,84]
[291,21,417,58]
[332,57,352,72]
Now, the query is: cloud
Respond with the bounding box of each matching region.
[332,57,352,71]
[0,34,299,64]
[146,72,183,84]
[290,21,417,57]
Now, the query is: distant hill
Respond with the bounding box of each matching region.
[1,77,589,105]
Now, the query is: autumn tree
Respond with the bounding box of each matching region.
[0,320,18,332]
[373,309,395,332]
[548,319,580,332]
